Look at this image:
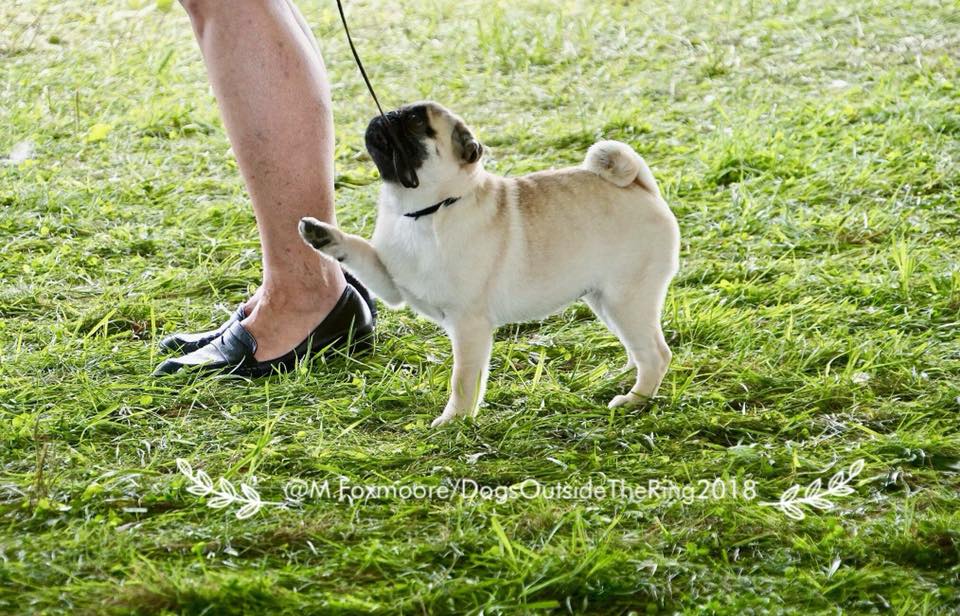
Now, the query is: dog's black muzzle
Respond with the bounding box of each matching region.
[365,115,422,189]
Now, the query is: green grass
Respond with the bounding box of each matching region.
[2,0,960,613]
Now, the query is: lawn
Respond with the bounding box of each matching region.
[2,0,959,613]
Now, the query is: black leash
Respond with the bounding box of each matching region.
[335,0,406,161]
[335,0,459,215]
[335,0,388,119]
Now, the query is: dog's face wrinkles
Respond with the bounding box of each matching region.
[364,101,483,191]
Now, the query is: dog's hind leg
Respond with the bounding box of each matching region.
[591,273,673,408]
[585,293,636,372]
[432,316,494,427]
[299,217,403,306]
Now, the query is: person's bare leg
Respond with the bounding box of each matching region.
[180,0,345,361]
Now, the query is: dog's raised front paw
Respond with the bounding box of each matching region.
[299,217,345,261]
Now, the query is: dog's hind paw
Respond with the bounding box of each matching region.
[430,412,457,428]
[430,404,470,428]
[608,392,645,408]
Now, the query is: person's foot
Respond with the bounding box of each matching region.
[156,271,375,357]
[157,303,247,355]
[156,286,262,355]
[152,283,374,377]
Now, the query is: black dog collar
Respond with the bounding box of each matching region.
[404,196,461,220]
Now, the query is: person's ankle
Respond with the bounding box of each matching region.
[241,287,263,316]
[241,278,346,361]
[253,267,346,313]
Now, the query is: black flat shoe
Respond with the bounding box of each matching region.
[157,270,375,355]
[152,284,374,377]
[158,304,246,355]
[343,270,376,321]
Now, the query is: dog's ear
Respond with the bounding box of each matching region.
[452,120,483,165]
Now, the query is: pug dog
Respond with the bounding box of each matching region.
[299,102,679,427]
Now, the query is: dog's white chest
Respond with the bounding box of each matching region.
[373,220,459,321]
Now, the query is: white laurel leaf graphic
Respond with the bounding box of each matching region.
[175,458,284,519]
[176,458,192,477]
[218,477,237,499]
[236,501,262,520]
[782,503,805,521]
[761,459,865,520]
[207,495,234,509]
[196,470,214,492]
[807,497,834,510]
[780,485,800,502]
[186,484,211,497]
[803,478,822,499]
[240,483,260,502]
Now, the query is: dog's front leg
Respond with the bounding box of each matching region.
[432,316,494,428]
[299,217,403,306]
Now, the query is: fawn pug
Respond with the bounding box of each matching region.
[300,101,679,427]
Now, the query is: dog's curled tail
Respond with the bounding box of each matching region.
[584,140,660,197]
